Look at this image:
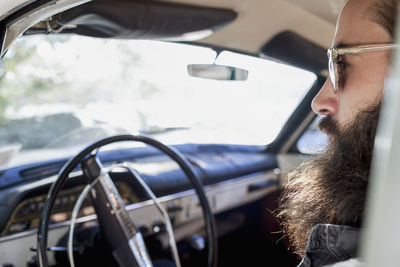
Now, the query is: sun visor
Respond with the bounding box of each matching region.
[45,0,237,40]
[260,31,327,75]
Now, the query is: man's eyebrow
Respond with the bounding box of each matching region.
[332,42,363,59]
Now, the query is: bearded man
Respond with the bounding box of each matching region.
[278,0,400,266]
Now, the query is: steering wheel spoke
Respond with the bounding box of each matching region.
[81,155,153,267]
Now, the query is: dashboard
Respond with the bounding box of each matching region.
[0,144,279,266]
[2,181,137,236]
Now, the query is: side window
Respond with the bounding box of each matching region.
[296,116,328,154]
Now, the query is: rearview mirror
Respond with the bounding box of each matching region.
[187,64,248,81]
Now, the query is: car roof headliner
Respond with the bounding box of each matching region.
[0,0,340,54]
[162,0,339,53]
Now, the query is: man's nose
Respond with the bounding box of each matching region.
[311,78,339,116]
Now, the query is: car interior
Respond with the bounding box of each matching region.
[0,0,349,266]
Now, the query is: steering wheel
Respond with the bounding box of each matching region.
[37,135,218,267]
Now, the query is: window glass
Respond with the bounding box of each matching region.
[0,35,316,168]
[297,116,328,154]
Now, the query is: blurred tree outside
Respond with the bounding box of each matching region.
[0,35,67,123]
[0,34,145,149]
[0,35,147,122]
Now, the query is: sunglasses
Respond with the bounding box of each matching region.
[327,43,400,93]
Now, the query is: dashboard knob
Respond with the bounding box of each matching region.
[152,221,165,233]
[189,234,205,251]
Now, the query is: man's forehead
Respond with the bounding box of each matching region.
[333,0,390,47]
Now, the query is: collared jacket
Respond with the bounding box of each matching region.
[297,224,363,267]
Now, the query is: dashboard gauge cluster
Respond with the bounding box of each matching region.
[2,181,138,236]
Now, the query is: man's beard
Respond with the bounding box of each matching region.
[278,104,381,256]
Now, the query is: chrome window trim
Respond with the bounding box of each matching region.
[0,0,91,58]
[0,0,36,22]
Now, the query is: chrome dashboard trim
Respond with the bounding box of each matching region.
[0,213,97,243]
[0,171,277,243]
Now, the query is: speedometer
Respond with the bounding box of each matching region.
[2,181,138,236]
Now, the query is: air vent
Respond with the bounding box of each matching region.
[19,161,67,180]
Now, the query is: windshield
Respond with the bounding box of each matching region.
[0,35,316,169]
